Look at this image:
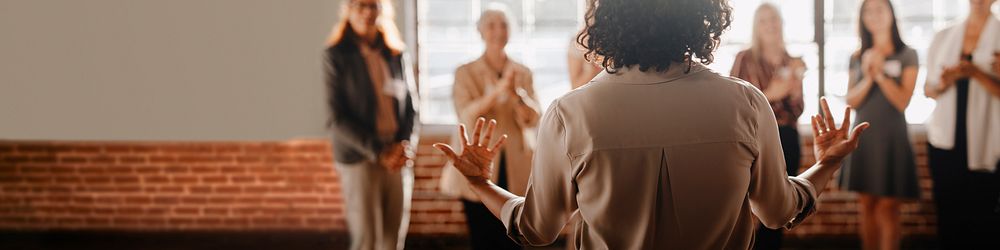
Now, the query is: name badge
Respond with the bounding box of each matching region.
[883,60,902,78]
[383,78,407,100]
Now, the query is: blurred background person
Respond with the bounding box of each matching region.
[729,3,806,249]
[924,0,1000,248]
[567,28,602,90]
[323,0,419,249]
[439,8,541,250]
[840,0,920,249]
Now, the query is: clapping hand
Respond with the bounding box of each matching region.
[810,97,870,165]
[379,141,412,172]
[433,118,508,184]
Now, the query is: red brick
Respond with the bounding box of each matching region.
[165,165,190,173]
[181,196,208,204]
[201,175,227,184]
[149,156,176,164]
[188,186,212,194]
[58,156,87,164]
[204,207,229,216]
[135,166,162,174]
[173,207,200,215]
[0,175,23,184]
[230,175,255,183]
[153,196,180,205]
[104,145,131,153]
[118,156,147,164]
[113,176,140,184]
[89,155,116,164]
[190,166,220,174]
[146,207,170,215]
[143,176,170,184]
[115,185,142,193]
[214,186,241,193]
[159,186,185,193]
[124,196,152,204]
[116,207,145,215]
[171,175,197,184]
[30,155,58,163]
[24,175,52,184]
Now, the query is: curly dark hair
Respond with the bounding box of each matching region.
[577,0,733,73]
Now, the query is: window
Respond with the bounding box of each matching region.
[417,0,584,124]
[416,0,997,125]
[706,0,818,125]
[823,0,971,124]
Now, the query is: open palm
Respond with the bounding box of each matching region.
[810,97,870,164]
[434,118,508,183]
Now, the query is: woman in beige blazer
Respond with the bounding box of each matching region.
[439,8,540,250]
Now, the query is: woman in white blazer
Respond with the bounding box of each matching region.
[923,0,1000,248]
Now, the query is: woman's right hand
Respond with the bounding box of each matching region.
[810,97,869,165]
[434,118,508,184]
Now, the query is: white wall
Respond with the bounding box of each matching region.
[0,0,381,141]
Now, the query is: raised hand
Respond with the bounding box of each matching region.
[433,118,508,184]
[810,97,870,165]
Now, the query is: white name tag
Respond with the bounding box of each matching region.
[883,60,902,78]
[383,78,407,100]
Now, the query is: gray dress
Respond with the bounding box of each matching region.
[839,47,920,199]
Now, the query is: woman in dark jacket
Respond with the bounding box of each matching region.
[323,0,418,249]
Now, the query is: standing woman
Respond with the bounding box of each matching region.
[840,1,920,249]
[729,4,806,250]
[567,32,602,89]
[323,0,419,249]
[439,8,541,250]
[924,0,1000,248]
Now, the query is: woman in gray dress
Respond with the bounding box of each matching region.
[841,0,919,249]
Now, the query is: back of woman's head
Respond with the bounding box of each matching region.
[577,0,733,72]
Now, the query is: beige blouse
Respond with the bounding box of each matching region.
[440,57,541,200]
[499,63,818,249]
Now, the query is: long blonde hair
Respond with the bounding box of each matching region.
[749,3,788,60]
[326,0,405,55]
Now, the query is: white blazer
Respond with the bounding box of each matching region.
[925,15,1000,172]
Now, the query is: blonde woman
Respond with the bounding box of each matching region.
[439,8,540,250]
[729,4,805,249]
[323,0,418,249]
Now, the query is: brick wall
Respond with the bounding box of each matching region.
[789,134,935,238]
[0,132,935,239]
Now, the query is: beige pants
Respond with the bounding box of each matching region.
[336,162,413,250]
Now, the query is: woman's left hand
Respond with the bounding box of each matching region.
[434,118,508,184]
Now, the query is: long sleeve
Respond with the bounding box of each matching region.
[453,67,483,126]
[744,85,818,229]
[501,99,576,246]
[515,69,541,128]
[730,50,748,79]
[324,52,378,162]
[787,75,805,121]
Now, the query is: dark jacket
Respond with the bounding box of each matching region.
[323,35,418,165]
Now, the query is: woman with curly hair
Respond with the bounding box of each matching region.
[434,0,870,248]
